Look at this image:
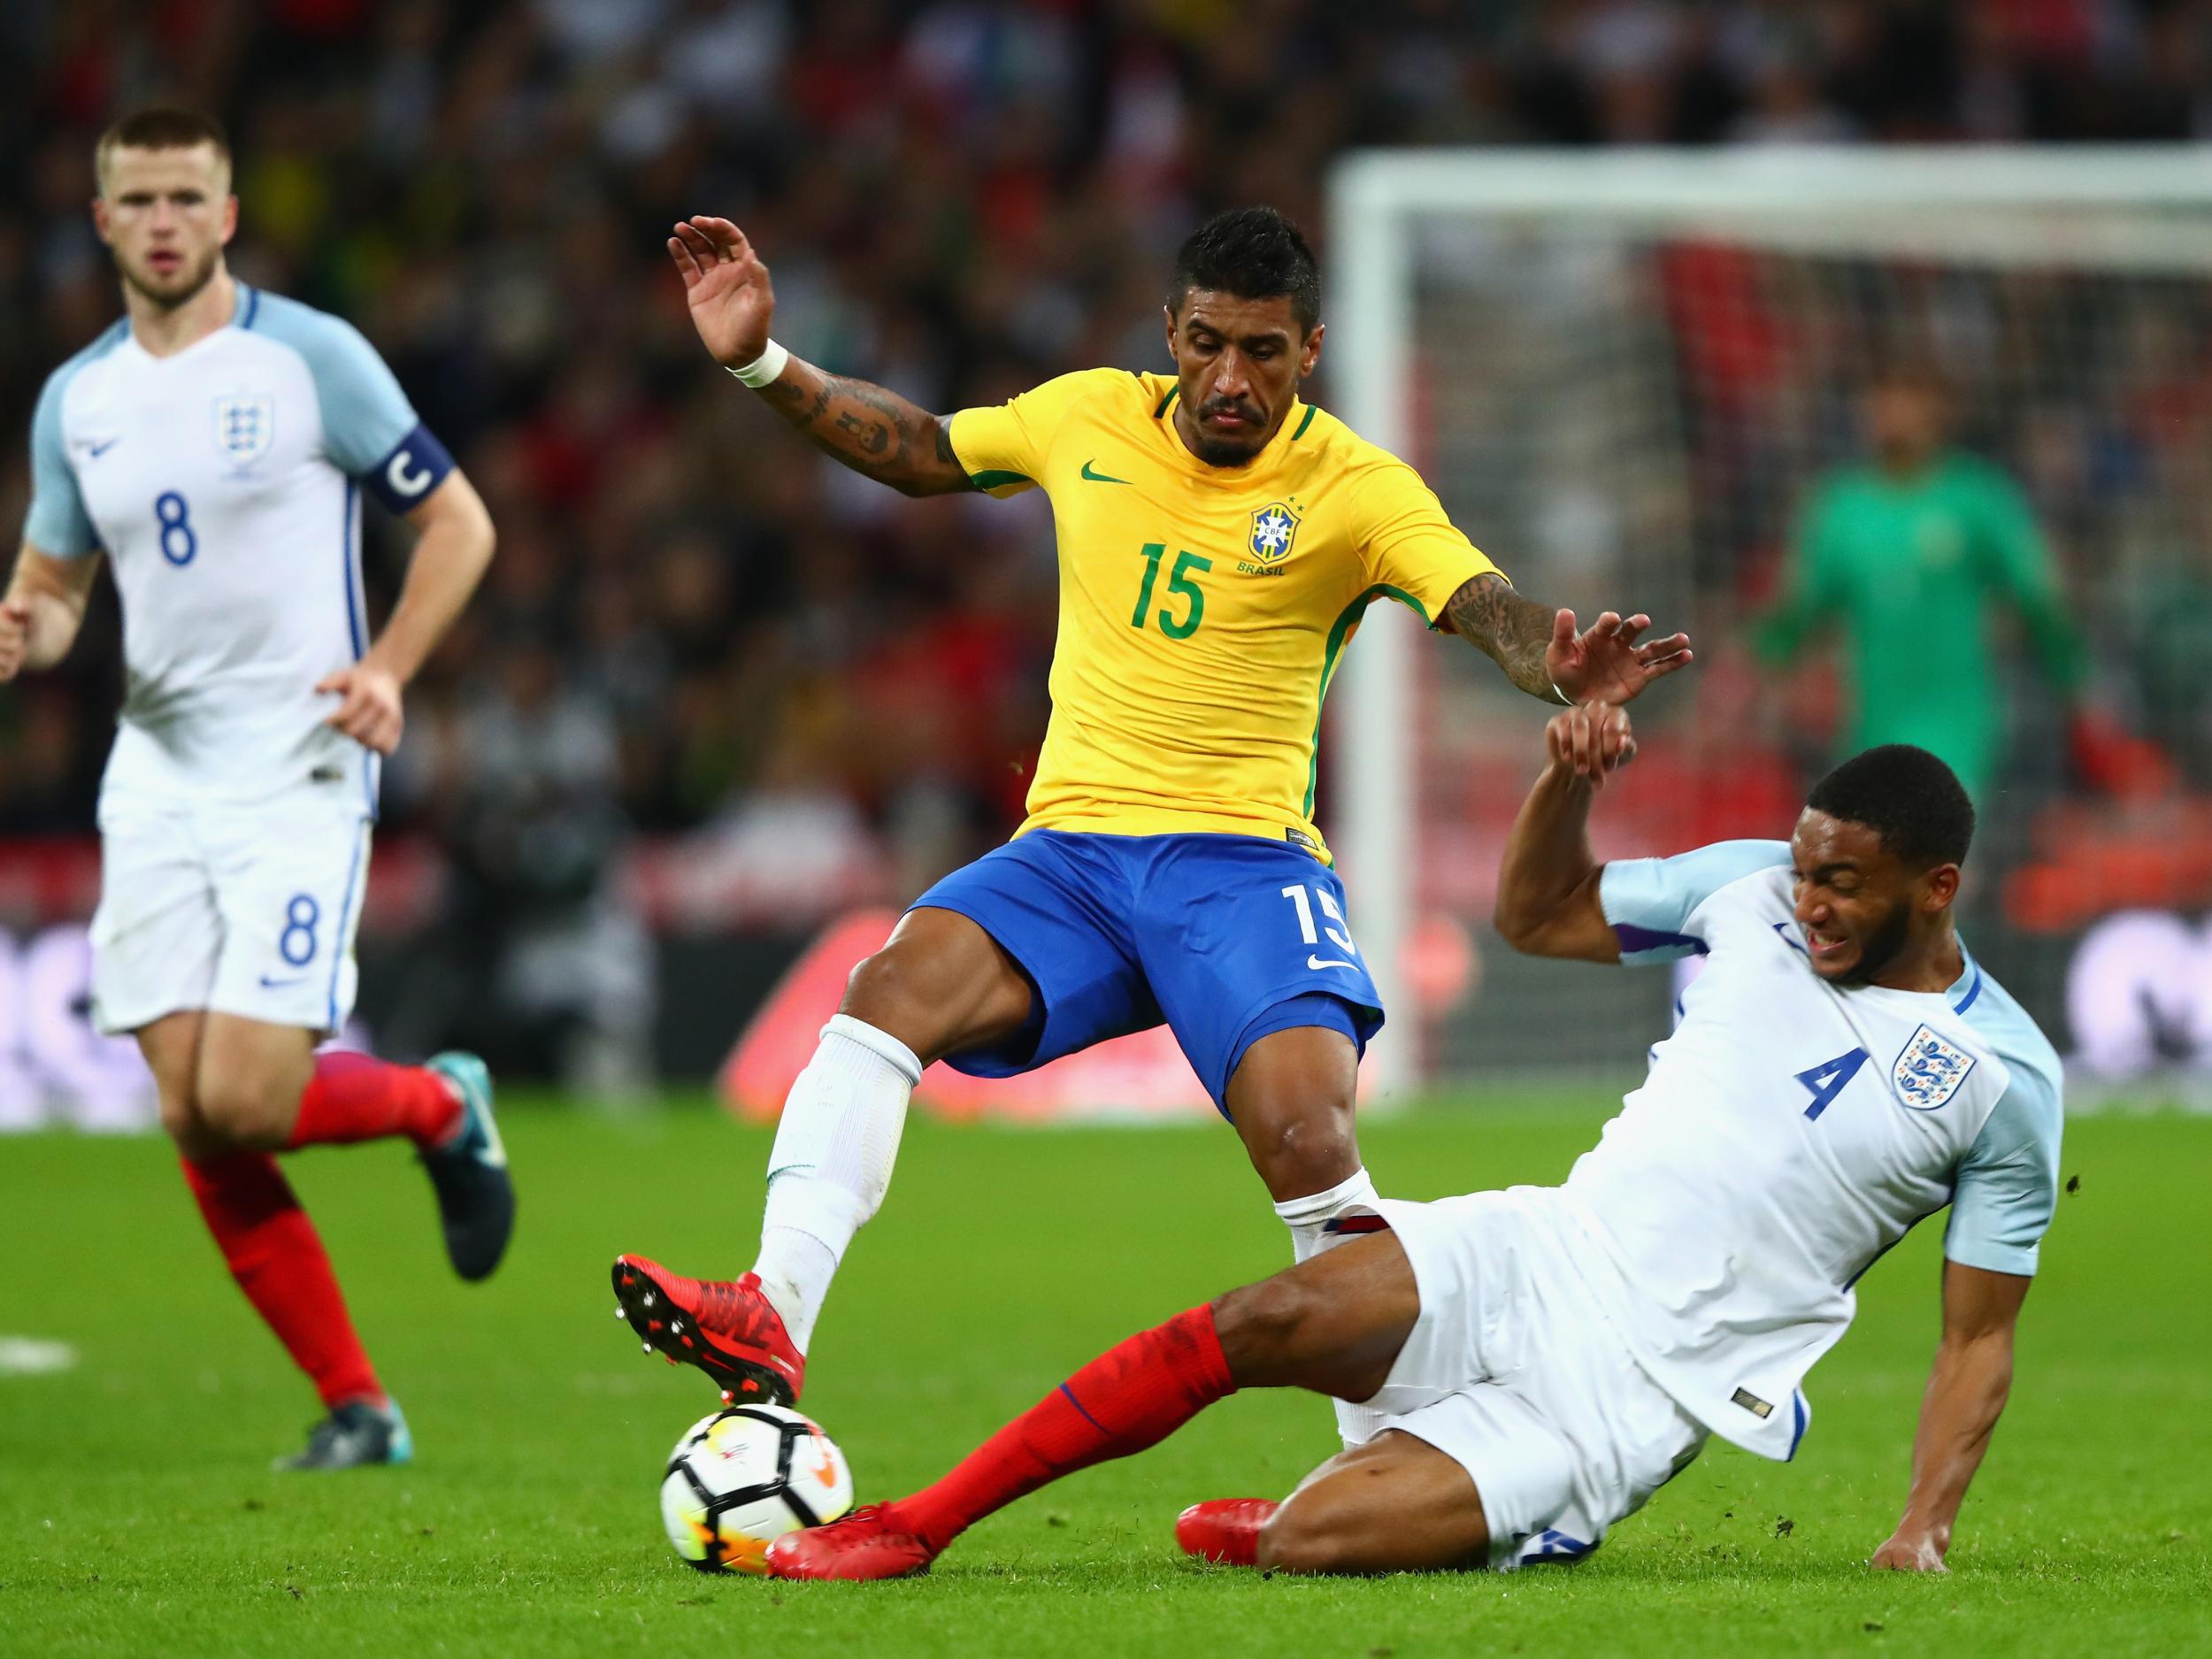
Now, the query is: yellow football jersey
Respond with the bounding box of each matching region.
[949,369,1500,861]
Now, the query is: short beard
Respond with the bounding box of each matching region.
[121,248,219,313]
[1832,899,1913,987]
[1191,433,1262,468]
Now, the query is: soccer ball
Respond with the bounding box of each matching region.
[659,1404,855,1574]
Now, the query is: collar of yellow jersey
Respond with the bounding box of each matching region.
[1149,383,1316,479]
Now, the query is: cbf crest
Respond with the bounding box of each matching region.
[211,394,274,468]
[1248,502,1302,564]
[1892,1024,1976,1110]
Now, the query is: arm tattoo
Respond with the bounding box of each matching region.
[1445,572,1560,702]
[755,363,972,495]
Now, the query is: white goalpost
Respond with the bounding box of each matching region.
[1325,145,2212,1098]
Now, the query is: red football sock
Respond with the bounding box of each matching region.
[287,1051,460,1152]
[180,1151,383,1409]
[892,1304,1235,1551]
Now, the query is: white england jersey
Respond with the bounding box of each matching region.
[1555,841,2063,1462]
[24,284,454,813]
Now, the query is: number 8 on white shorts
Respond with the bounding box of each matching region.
[88,796,373,1039]
[218,811,373,1034]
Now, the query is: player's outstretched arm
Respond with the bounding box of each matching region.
[1493,703,1633,963]
[316,471,495,756]
[0,543,102,681]
[1870,1261,2031,1573]
[669,217,972,498]
[1443,573,1692,705]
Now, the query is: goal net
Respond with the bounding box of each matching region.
[1324,148,2212,1098]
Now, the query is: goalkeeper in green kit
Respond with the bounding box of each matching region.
[1755,366,2134,805]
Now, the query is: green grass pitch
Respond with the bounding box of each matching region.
[2,1095,2207,1658]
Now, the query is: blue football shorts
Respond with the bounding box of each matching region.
[910,830,1385,1113]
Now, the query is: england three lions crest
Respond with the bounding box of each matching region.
[212,395,274,467]
[1892,1024,1976,1110]
[1249,502,1301,564]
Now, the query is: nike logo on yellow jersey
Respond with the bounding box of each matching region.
[1080,459,1133,485]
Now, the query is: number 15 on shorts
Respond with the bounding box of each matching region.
[1282,883,1359,971]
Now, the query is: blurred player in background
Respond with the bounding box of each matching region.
[0,107,508,1470]
[766,713,2060,1580]
[613,206,1691,1445]
[1755,365,2150,806]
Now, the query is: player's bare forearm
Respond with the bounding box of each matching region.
[1494,718,1621,963]
[1872,1263,2029,1571]
[1448,573,1691,704]
[753,357,974,498]
[1444,573,1561,702]
[1874,1332,2013,1570]
[367,472,495,683]
[1,543,100,675]
[669,215,970,497]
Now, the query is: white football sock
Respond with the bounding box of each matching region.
[1273,1166,1380,1264]
[752,1015,921,1353]
[1272,1167,1388,1448]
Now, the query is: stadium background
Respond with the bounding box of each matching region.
[6,0,2212,1125]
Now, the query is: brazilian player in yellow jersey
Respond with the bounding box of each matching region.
[612,208,1692,1430]
[955,365,1489,854]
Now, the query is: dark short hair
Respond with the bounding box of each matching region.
[1168,206,1321,334]
[96,105,231,188]
[1807,745,1975,869]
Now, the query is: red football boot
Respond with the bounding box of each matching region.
[611,1256,804,1405]
[765,1505,939,1580]
[1175,1499,1278,1566]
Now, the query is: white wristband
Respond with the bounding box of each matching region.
[727,339,789,388]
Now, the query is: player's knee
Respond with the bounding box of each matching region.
[1240,1109,1357,1202]
[157,1087,219,1154]
[192,1071,296,1148]
[841,948,905,1016]
[843,945,951,1036]
[1212,1275,1322,1386]
[1255,1500,1361,1575]
[841,941,1010,1062]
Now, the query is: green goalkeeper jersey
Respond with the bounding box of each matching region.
[1755,453,2085,803]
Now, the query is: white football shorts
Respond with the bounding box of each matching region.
[89,787,373,1038]
[1364,1185,1708,1571]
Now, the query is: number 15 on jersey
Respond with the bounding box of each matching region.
[1283,883,1359,970]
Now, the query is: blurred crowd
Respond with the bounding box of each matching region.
[5,0,2212,887]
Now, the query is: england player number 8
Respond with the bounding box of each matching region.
[153,491,198,567]
[279,895,321,967]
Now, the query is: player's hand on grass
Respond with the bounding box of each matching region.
[1546,700,1635,787]
[317,662,404,755]
[0,600,29,681]
[1547,610,1693,705]
[1868,1528,1948,1572]
[669,216,775,371]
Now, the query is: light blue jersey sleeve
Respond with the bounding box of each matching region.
[1945,986,2063,1276]
[1597,840,1792,963]
[249,290,453,511]
[24,364,97,557]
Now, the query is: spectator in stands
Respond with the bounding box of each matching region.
[0,0,2201,933]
